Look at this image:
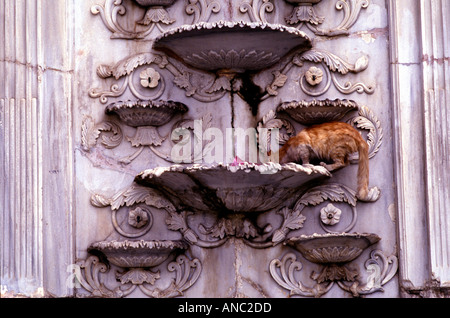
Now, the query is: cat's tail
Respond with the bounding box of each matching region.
[356,139,370,201]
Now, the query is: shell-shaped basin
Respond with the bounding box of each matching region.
[88,240,188,268]
[277,99,359,125]
[105,100,188,127]
[286,233,381,264]
[153,21,312,73]
[135,162,330,213]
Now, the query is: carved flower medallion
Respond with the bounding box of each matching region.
[140,67,161,88]
[320,203,342,225]
[305,66,323,86]
[128,207,150,228]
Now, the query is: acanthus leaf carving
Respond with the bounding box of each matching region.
[186,0,221,24]
[261,49,374,99]
[74,254,202,298]
[270,248,398,298]
[239,0,274,23]
[295,183,357,209]
[257,110,296,156]
[116,268,160,285]
[283,0,371,37]
[301,49,369,75]
[91,0,220,40]
[348,105,383,162]
[81,116,123,151]
[269,253,333,298]
[266,71,288,96]
[166,211,199,244]
[91,184,176,212]
[89,52,226,104]
[271,207,306,245]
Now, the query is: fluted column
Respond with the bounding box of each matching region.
[421,0,450,291]
[1,0,75,297]
[389,0,450,297]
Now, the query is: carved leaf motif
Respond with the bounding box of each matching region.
[297,183,357,208]
[81,116,123,151]
[116,268,160,285]
[98,122,123,149]
[351,106,383,157]
[166,211,198,244]
[186,0,221,24]
[173,71,196,96]
[272,207,306,244]
[110,53,157,79]
[280,207,307,230]
[301,49,368,75]
[108,185,175,212]
[206,75,232,93]
[347,106,383,162]
[239,0,274,23]
[266,71,288,96]
[81,116,98,151]
[90,194,111,208]
[166,211,189,232]
[258,110,296,149]
[199,216,259,240]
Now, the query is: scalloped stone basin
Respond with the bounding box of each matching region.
[135,162,330,213]
[105,100,188,127]
[277,99,358,125]
[88,240,188,268]
[286,233,381,264]
[153,21,312,73]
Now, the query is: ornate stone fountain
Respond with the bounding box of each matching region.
[77,0,398,298]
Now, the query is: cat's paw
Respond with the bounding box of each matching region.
[357,187,381,202]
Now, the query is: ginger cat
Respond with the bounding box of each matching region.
[278,121,379,202]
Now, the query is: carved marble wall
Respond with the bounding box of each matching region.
[1,0,448,298]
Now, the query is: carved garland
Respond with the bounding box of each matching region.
[91,0,221,40]
[262,49,375,100]
[81,112,214,165]
[89,52,227,104]
[241,0,371,37]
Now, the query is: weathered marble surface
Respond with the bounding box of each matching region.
[1,0,449,298]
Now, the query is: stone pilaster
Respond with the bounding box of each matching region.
[0,0,75,297]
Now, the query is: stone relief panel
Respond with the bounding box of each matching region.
[72,0,399,298]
